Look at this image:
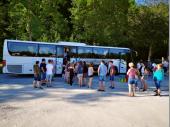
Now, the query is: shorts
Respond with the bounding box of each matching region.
[34,74,41,81]
[99,75,106,81]
[128,78,137,85]
[88,75,93,78]
[46,74,53,81]
[110,75,114,81]
[41,72,46,80]
[77,74,83,78]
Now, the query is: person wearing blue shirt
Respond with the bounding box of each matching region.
[153,64,164,96]
[98,60,107,91]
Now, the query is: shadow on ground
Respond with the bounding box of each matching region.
[0,74,169,104]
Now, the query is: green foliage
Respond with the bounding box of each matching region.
[128,2,168,60]
[70,0,129,46]
[0,0,168,61]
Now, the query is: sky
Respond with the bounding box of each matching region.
[135,0,169,5]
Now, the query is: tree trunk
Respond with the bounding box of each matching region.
[148,44,152,63]
[28,0,32,41]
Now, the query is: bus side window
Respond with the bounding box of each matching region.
[109,49,120,59]
[8,42,38,57]
[38,44,56,57]
[93,48,108,59]
[70,47,77,58]
[78,47,93,58]
[57,46,64,58]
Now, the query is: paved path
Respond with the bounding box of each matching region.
[0,74,169,127]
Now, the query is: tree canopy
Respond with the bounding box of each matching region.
[0,0,169,61]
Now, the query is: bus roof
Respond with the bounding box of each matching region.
[58,41,86,46]
[5,39,130,51]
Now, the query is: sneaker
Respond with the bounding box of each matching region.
[39,87,43,89]
[154,89,158,92]
[98,89,105,92]
[33,86,38,88]
[109,86,112,89]
[142,89,147,92]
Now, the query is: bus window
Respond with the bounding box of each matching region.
[93,48,109,59]
[38,44,56,57]
[70,47,77,58]
[78,47,93,58]
[109,48,120,59]
[8,42,38,56]
[57,46,64,58]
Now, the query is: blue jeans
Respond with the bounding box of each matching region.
[154,77,161,89]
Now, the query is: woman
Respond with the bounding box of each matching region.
[77,61,83,87]
[153,64,164,96]
[127,62,138,97]
[83,61,88,86]
[68,63,75,86]
[88,63,94,88]
[140,63,149,91]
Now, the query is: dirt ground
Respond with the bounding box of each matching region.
[0,74,169,127]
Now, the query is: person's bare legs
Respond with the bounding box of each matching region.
[37,81,43,89]
[80,76,83,87]
[33,80,37,88]
[98,81,102,90]
[141,78,147,91]
[132,84,136,96]
[111,81,115,88]
[83,77,87,86]
[128,84,133,96]
[88,77,93,88]
[102,81,105,91]
[157,88,161,96]
[78,77,81,87]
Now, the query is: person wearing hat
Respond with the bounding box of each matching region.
[127,62,138,97]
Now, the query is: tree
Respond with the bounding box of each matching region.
[128,2,168,61]
[0,0,12,59]
[70,0,129,46]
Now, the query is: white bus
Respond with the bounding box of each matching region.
[2,39,135,74]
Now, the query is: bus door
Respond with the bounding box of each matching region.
[119,52,128,73]
[56,46,64,74]
[64,46,77,63]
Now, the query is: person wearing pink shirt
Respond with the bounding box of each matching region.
[127,62,138,97]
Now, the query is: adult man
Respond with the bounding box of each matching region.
[40,58,47,85]
[109,61,116,89]
[33,61,43,89]
[46,59,54,87]
[98,60,107,91]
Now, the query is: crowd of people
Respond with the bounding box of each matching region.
[32,58,168,97]
[33,58,55,89]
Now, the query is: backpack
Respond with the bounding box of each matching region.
[110,65,115,75]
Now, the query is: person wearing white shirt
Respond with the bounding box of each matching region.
[46,59,54,87]
[88,63,94,88]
